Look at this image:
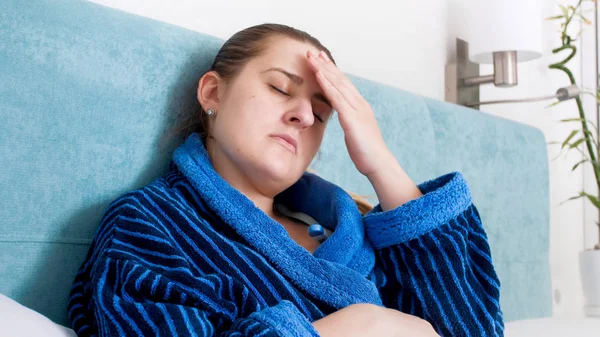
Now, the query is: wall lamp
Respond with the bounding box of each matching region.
[445,0,580,110]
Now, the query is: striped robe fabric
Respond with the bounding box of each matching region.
[67,132,504,336]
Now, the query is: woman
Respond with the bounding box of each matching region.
[67,23,504,337]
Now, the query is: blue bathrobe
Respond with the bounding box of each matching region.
[68,132,504,337]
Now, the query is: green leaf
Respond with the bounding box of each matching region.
[559,118,595,126]
[559,4,570,17]
[572,145,600,169]
[569,138,585,149]
[582,128,597,140]
[578,13,592,25]
[582,91,600,103]
[583,192,600,209]
[550,139,572,159]
[562,130,579,148]
[560,193,583,205]
[572,159,588,171]
[583,129,597,143]
[550,152,563,162]
[546,100,562,108]
[546,15,565,20]
[559,191,600,208]
[560,111,598,145]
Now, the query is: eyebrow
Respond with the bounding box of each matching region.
[261,67,332,109]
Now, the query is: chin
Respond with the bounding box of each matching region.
[258,154,303,185]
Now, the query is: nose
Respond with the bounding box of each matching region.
[284,99,314,129]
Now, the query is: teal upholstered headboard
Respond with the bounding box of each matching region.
[0,0,552,327]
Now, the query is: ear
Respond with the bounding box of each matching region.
[197,71,222,110]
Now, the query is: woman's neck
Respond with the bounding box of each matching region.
[206,140,278,219]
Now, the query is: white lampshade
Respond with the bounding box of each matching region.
[463,0,543,64]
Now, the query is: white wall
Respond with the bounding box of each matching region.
[89,0,594,318]
[87,0,448,99]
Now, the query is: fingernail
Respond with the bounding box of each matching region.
[320,51,330,62]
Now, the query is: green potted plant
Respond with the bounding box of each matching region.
[547,0,600,317]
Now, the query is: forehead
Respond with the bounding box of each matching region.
[251,36,322,70]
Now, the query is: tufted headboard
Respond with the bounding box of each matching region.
[0,0,552,326]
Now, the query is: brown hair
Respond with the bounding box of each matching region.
[171,23,373,214]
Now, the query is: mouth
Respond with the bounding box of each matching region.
[270,134,297,154]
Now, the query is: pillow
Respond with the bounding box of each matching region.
[0,293,76,337]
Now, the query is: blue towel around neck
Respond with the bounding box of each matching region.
[68,132,504,337]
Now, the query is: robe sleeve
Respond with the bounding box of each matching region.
[363,171,504,337]
[69,216,319,337]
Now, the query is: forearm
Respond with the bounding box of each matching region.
[313,303,439,337]
[366,153,422,212]
[312,304,381,337]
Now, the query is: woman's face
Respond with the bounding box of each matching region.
[201,36,334,195]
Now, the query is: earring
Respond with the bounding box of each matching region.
[206,108,215,116]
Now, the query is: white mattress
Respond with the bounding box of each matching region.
[505,317,600,337]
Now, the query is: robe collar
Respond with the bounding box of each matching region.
[172,133,382,308]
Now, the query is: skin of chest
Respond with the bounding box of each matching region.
[276,216,320,254]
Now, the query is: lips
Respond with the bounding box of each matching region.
[271,134,297,154]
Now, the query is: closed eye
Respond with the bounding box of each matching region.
[270,85,324,123]
[270,85,290,96]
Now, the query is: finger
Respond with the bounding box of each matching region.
[312,52,365,108]
[312,52,350,87]
[306,50,362,108]
[307,52,361,109]
[314,69,353,115]
[316,51,363,99]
